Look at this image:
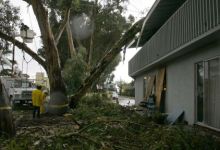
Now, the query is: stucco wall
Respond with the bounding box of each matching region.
[133,40,220,124]
[166,41,220,124]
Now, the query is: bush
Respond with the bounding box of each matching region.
[62,56,88,94]
[79,93,111,107]
[71,94,220,149]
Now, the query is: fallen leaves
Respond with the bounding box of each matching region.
[0,93,220,149]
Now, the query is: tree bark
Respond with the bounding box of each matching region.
[66,20,76,58]
[88,34,94,66]
[55,8,71,45]
[0,108,15,137]
[87,0,97,66]
[0,80,15,137]
[69,17,145,108]
[30,0,66,93]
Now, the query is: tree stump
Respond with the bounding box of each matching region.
[0,103,15,137]
[0,80,16,137]
[47,91,68,115]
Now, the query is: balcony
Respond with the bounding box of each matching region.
[129,0,220,77]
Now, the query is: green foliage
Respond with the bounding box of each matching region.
[91,3,129,66]
[94,54,121,87]
[47,0,129,86]
[62,56,88,94]
[0,0,20,75]
[77,45,87,60]
[1,94,220,149]
[122,87,135,97]
[79,93,111,107]
[46,0,80,11]
[0,0,20,36]
[72,93,121,120]
[70,94,220,149]
[117,80,135,97]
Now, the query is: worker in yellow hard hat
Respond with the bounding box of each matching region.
[32,85,43,118]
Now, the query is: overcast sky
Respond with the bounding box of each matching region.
[10,0,156,82]
[113,0,156,82]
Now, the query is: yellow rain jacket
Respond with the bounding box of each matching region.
[40,93,47,113]
[32,89,43,107]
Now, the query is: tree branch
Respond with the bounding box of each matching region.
[87,0,98,66]
[69,17,145,108]
[66,19,76,57]
[0,31,47,70]
[55,8,71,45]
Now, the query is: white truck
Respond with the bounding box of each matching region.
[0,76,35,106]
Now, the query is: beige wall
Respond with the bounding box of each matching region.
[134,75,145,104]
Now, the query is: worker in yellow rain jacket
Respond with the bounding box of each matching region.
[40,90,48,114]
[32,85,43,118]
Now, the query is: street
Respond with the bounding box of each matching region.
[116,96,135,106]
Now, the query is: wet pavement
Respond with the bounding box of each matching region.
[117,96,135,106]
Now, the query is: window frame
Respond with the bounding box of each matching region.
[195,61,205,123]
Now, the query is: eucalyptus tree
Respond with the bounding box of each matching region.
[0,0,145,108]
[46,0,129,92]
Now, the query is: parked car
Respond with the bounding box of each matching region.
[112,91,119,100]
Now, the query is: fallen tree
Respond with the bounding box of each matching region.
[69,18,145,108]
[1,94,219,149]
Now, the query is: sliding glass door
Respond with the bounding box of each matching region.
[196,58,220,129]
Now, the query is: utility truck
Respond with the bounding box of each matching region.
[0,23,37,106]
[1,76,35,106]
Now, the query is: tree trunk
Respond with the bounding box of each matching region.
[31,0,68,114]
[87,0,97,66]
[1,0,69,114]
[66,21,76,58]
[0,80,15,137]
[69,17,145,108]
[31,0,66,93]
[55,8,71,45]
[0,108,15,137]
[88,34,94,66]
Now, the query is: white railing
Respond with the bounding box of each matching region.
[129,0,220,76]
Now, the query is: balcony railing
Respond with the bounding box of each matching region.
[129,0,220,76]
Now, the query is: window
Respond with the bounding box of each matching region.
[196,58,220,129]
[14,80,34,88]
[14,80,22,88]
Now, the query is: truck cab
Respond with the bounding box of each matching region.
[10,79,35,105]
